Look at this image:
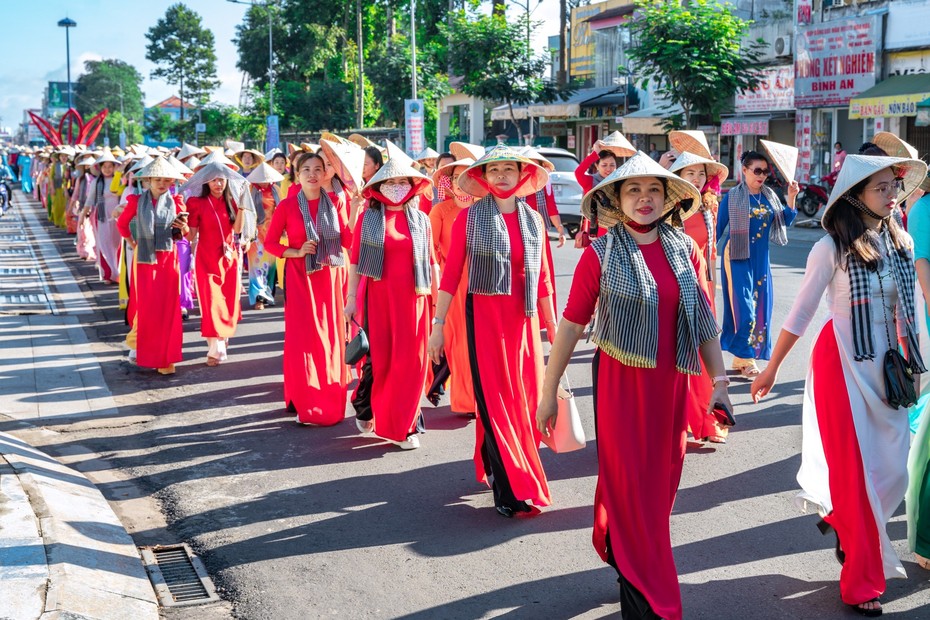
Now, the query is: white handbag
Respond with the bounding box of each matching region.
[541,375,586,453]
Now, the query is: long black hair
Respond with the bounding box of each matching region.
[199,180,237,223]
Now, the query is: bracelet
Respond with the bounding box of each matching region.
[432,316,445,325]
[712,375,730,386]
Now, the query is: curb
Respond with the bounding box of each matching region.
[0,432,159,620]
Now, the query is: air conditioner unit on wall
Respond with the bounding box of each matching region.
[774,35,793,58]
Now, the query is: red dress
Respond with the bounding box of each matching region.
[563,241,705,620]
[264,194,352,425]
[116,194,184,369]
[186,196,242,338]
[429,199,475,414]
[523,188,560,314]
[575,151,605,237]
[350,209,434,442]
[440,210,553,508]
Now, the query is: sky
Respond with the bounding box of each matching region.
[0,0,561,138]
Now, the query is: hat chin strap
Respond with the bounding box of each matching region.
[467,168,535,199]
[846,194,888,221]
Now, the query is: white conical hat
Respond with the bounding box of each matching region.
[450,141,485,161]
[196,150,239,171]
[415,147,440,161]
[821,154,928,227]
[432,157,476,187]
[348,133,378,149]
[75,154,97,169]
[264,147,284,160]
[669,130,713,159]
[137,155,186,180]
[760,139,799,182]
[224,139,245,153]
[457,145,548,199]
[519,146,555,172]
[177,142,207,161]
[599,130,636,158]
[186,155,201,170]
[319,139,366,193]
[669,151,728,185]
[167,155,194,176]
[581,151,702,228]
[129,154,154,173]
[94,149,118,166]
[363,142,430,191]
[872,131,919,159]
[246,162,284,185]
[299,142,320,153]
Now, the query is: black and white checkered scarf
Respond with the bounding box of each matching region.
[846,228,925,372]
[465,195,543,317]
[356,204,432,295]
[591,223,720,374]
[296,190,344,274]
[727,183,787,260]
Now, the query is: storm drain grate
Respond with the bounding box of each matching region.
[140,544,219,607]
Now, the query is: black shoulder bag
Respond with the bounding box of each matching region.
[878,270,918,409]
[345,318,369,365]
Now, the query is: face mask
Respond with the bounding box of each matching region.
[380,182,412,205]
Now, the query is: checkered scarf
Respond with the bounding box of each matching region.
[357,204,433,295]
[134,190,176,265]
[465,195,543,317]
[532,189,547,214]
[296,190,344,274]
[846,228,926,372]
[727,183,787,260]
[251,185,280,225]
[591,223,720,374]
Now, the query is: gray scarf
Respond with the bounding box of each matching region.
[357,205,432,295]
[727,183,787,260]
[296,190,344,274]
[846,228,926,373]
[591,223,719,374]
[251,185,280,226]
[94,175,113,223]
[465,195,543,317]
[134,189,176,265]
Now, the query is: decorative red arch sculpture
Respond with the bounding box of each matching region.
[28,108,109,147]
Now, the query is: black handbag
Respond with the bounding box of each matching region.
[345,318,369,365]
[878,273,918,409]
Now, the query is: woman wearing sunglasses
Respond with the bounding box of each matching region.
[717,150,798,378]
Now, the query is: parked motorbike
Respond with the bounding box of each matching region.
[796,169,839,217]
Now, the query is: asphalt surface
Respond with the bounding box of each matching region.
[8,210,930,619]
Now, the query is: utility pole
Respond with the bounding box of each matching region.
[411,0,417,99]
[357,0,364,128]
[267,2,274,115]
[557,0,567,87]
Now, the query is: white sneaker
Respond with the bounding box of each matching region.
[391,434,420,450]
[356,417,374,435]
[127,350,137,364]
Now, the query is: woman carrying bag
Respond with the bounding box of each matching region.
[264,151,353,426]
[537,152,728,620]
[428,146,557,517]
[346,145,438,450]
[752,155,929,617]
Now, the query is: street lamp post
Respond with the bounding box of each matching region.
[57,18,77,110]
[411,0,417,100]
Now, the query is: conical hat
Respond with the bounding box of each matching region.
[415,147,440,161]
[75,154,97,169]
[94,149,118,166]
[264,148,284,160]
[457,145,548,199]
[55,145,76,158]
[872,131,919,159]
[822,154,928,228]
[450,141,485,161]
[348,133,377,149]
[186,155,202,170]
[246,162,284,185]
[669,130,712,159]
[581,151,702,228]
[167,155,194,176]
[129,154,154,173]
[320,132,343,144]
[177,142,207,161]
[760,139,799,182]
[669,151,728,185]
[196,150,239,171]
[519,146,555,172]
[599,130,636,158]
[225,139,245,153]
[362,142,432,199]
[319,139,366,193]
[137,156,186,180]
[299,142,320,153]
[111,146,125,157]
[202,145,224,153]
[431,157,475,187]
[235,148,265,166]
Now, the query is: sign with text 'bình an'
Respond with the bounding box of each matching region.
[795,15,881,109]
[404,100,424,157]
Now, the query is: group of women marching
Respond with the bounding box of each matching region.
[16,126,930,619]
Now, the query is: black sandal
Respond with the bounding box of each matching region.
[816,517,845,565]
[849,597,882,617]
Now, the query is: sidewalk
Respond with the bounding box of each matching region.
[0,191,159,620]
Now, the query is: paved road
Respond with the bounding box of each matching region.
[6,198,930,619]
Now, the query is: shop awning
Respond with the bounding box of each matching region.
[491,104,529,121]
[621,103,684,135]
[848,74,930,119]
[528,86,621,118]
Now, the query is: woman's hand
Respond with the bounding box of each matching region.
[536,393,559,436]
[299,240,318,256]
[658,151,677,169]
[751,367,777,403]
[556,227,566,248]
[787,180,800,208]
[427,327,444,365]
[707,382,733,418]
[343,296,357,322]
[592,140,605,154]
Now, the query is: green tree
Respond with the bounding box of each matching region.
[442,11,566,143]
[625,0,766,129]
[143,108,177,142]
[74,59,146,146]
[145,3,221,122]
